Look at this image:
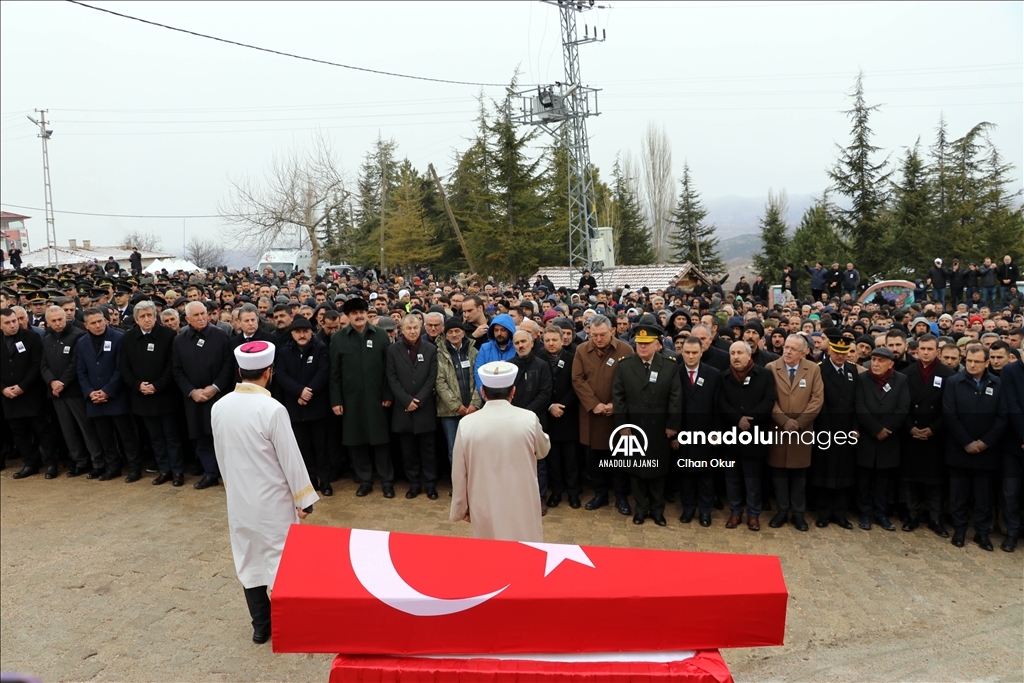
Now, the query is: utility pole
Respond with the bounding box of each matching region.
[27,110,57,266]
[427,163,477,275]
[379,157,387,275]
[509,0,605,278]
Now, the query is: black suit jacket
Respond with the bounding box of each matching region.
[541,347,578,442]
[718,364,777,456]
[511,353,553,430]
[701,345,730,372]
[172,324,234,438]
[943,370,1005,470]
[385,340,438,435]
[1,328,48,419]
[855,370,910,469]
[121,325,178,416]
[40,325,86,401]
[679,362,722,460]
[274,337,331,423]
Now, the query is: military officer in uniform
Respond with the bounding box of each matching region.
[611,320,682,526]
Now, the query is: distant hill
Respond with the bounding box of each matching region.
[705,193,817,239]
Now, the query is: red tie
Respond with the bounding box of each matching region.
[689,370,696,386]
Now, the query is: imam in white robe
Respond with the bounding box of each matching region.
[212,383,319,589]
[449,399,550,542]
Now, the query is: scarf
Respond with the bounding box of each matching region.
[917,359,938,386]
[870,366,894,394]
[730,359,755,385]
[403,335,421,364]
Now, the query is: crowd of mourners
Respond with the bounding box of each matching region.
[1,253,1022,554]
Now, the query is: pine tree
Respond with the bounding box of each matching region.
[827,73,892,280]
[354,134,400,269]
[668,163,724,273]
[610,157,654,265]
[384,160,443,277]
[752,189,790,283]
[976,140,1024,261]
[787,196,848,270]
[889,140,934,277]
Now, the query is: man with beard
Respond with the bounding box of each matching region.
[854,347,911,531]
[435,317,483,467]
[719,341,777,531]
[329,297,395,498]
[743,320,779,367]
[539,325,581,509]
[810,332,863,528]
[612,319,682,527]
[899,333,955,536]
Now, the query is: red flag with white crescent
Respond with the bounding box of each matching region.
[271,526,787,655]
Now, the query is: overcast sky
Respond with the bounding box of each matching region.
[1,0,1021,258]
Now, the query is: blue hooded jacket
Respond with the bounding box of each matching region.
[473,313,517,390]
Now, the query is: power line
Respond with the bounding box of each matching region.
[66,0,512,88]
[0,202,218,219]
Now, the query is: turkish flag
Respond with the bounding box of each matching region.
[272,526,787,655]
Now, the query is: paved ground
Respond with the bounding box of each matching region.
[1,468,1021,683]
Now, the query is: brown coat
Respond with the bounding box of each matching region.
[571,337,634,448]
[767,358,825,468]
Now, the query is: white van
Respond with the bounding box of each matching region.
[255,249,313,277]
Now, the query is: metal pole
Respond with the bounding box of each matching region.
[28,110,57,266]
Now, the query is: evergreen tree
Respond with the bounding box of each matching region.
[354,134,400,269]
[889,140,934,277]
[667,163,724,273]
[752,189,790,283]
[827,73,892,279]
[384,160,443,277]
[976,140,1024,261]
[787,196,848,270]
[610,157,654,265]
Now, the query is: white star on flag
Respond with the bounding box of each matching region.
[520,542,596,577]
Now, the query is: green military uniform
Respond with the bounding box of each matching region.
[611,338,683,523]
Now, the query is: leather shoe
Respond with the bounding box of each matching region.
[321,484,333,497]
[568,495,581,509]
[974,533,994,552]
[747,516,760,531]
[585,494,607,511]
[927,520,949,538]
[1001,536,1017,552]
[193,475,220,490]
[87,469,103,480]
[725,515,740,529]
[815,517,830,528]
[858,515,872,531]
[951,530,966,547]
[769,511,788,528]
[12,466,38,479]
[44,465,59,479]
[679,510,695,523]
[652,513,667,527]
[125,470,142,483]
[98,470,122,482]
[172,474,185,487]
[546,492,561,508]
[405,486,421,499]
[833,516,853,530]
[615,497,632,516]
[699,513,712,527]
[792,514,809,532]
[901,518,918,532]
[875,515,896,531]
[252,628,270,645]
[632,513,645,525]
[67,464,90,478]
[152,473,172,485]
[382,485,395,499]
[426,487,438,500]
[355,483,372,497]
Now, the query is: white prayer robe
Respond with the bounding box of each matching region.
[449,399,550,542]
[211,383,319,589]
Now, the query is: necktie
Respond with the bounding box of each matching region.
[789,368,796,385]
[644,362,651,372]
[689,370,696,386]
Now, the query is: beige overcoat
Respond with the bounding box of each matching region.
[767,357,825,468]
[571,337,634,449]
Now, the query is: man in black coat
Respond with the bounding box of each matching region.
[898,333,955,535]
[692,323,729,372]
[999,355,1024,552]
[40,304,102,477]
[719,340,777,531]
[854,347,911,531]
[676,336,722,526]
[539,325,581,509]
[121,301,183,486]
[274,315,332,495]
[172,301,234,489]
[943,343,1006,551]
[810,332,863,529]
[128,247,143,273]
[510,329,553,508]
[1,307,57,478]
[385,314,439,499]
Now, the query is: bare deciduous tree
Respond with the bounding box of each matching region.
[184,235,226,270]
[640,122,674,262]
[220,131,348,272]
[120,230,163,252]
